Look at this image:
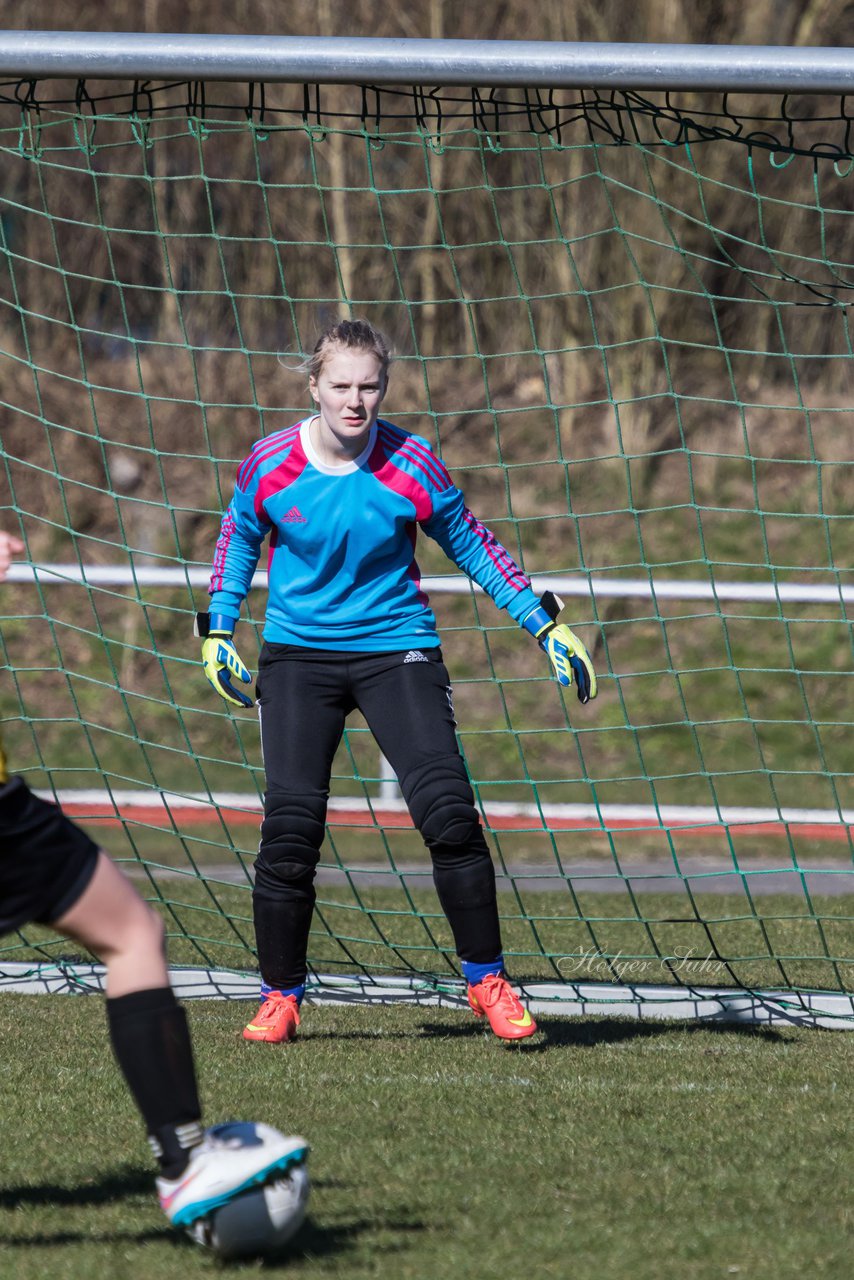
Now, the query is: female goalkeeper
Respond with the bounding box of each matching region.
[200,318,597,1044]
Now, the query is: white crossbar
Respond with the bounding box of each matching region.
[7,563,852,605]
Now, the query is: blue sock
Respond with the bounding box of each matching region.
[461,957,504,987]
[260,981,305,1006]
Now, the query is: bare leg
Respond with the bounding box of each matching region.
[54,850,168,996]
[54,850,203,1174]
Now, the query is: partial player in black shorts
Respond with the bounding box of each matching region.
[0,776,99,936]
[0,530,308,1245]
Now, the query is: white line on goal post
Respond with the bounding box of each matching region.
[7,562,853,605]
[0,962,850,1029]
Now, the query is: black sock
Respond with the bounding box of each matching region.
[106,986,203,1179]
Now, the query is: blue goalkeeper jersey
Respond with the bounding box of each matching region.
[208,417,540,650]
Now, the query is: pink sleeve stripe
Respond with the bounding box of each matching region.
[368,437,433,522]
[210,509,236,592]
[254,437,310,518]
[237,423,303,491]
[462,507,530,591]
[378,421,452,490]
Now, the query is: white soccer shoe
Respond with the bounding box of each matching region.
[157,1121,309,1228]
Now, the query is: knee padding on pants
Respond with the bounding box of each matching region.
[255,790,326,893]
[401,756,483,850]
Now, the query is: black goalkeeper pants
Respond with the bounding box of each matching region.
[252,642,502,989]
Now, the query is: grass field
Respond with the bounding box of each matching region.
[0,994,850,1280]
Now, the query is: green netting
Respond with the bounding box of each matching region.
[0,77,851,1010]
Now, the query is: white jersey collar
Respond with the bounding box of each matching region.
[300,417,377,475]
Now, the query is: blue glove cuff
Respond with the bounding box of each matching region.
[521,605,554,638]
[208,612,236,636]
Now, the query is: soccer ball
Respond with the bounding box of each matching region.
[190,1162,310,1260]
[188,1137,310,1260]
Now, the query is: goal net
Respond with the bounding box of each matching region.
[1,63,851,1021]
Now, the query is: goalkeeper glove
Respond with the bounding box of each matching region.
[522,592,598,704]
[196,612,254,709]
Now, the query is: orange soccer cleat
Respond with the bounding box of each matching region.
[243,992,301,1043]
[466,972,537,1040]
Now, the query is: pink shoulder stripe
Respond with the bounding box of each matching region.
[368,437,433,522]
[380,441,445,494]
[378,421,451,487]
[378,422,451,489]
[254,436,310,519]
[237,423,303,491]
[238,423,302,490]
[237,433,298,492]
[237,425,296,488]
[394,443,453,491]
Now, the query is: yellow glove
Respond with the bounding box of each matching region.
[522,595,597,704]
[197,613,254,709]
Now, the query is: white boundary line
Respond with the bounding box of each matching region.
[0,963,851,1029]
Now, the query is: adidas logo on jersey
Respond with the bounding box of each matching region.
[282,506,307,523]
[403,650,429,663]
